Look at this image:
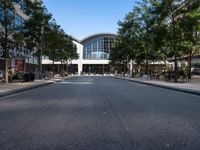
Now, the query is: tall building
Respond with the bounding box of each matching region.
[42,33,117,75]
[0,0,38,75]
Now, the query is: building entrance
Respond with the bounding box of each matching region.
[82,64,110,74]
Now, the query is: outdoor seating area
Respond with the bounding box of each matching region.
[149,70,191,82]
[163,71,191,82]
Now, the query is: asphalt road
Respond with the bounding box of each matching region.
[0,76,200,150]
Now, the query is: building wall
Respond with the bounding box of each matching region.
[0,0,38,74]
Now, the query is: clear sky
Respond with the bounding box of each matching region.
[43,0,136,40]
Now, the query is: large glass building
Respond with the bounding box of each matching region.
[42,33,117,75]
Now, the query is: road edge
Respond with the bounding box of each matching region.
[113,76,200,96]
[0,76,77,99]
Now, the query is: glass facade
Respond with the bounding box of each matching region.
[14,0,24,29]
[83,36,115,60]
[15,15,23,30]
[0,0,24,30]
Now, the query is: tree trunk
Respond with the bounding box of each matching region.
[145,58,149,75]
[132,60,134,78]
[188,28,195,81]
[39,49,42,73]
[63,62,65,74]
[52,59,55,77]
[174,57,178,82]
[60,61,64,76]
[123,60,125,76]
[66,61,68,73]
[4,33,9,83]
[172,14,178,82]
[188,50,192,80]
[61,61,62,73]
[145,45,149,75]
[138,64,141,77]
[4,1,9,83]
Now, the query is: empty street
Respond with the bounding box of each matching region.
[0,76,200,150]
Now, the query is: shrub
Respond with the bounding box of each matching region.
[30,72,35,81]
[12,73,19,80]
[23,73,31,82]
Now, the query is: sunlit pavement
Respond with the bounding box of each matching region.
[0,76,200,150]
[115,76,200,95]
[0,76,75,98]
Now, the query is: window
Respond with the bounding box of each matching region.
[83,35,115,60]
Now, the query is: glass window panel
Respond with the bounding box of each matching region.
[83,36,115,60]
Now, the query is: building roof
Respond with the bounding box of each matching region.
[68,35,81,43]
[81,33,117,44]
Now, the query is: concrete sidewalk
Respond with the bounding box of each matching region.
[115,76,200,96]
[0,75,76,98]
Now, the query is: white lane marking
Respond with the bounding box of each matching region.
[57,82,94,85]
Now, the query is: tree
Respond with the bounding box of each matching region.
[111,11,145,76]
[111,0,163,76]
[0,0,16,83]
[112,0,200,81]
[157,0,200,81]
[23,0,52,72]
[44,21,78,76]
[178,0,200,79]
[57,35,78,74]
[43,21,62,76]
[110,36,131,75]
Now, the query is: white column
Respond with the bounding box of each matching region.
[78,63,83,75]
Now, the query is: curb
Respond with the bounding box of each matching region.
[0,76,77,99]
[0,82,53,98]
[114,76,200,96]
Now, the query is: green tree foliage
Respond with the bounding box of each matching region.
[151,0,199,82]
[111,0,164,75]
[110,11,145,75]
[111,0,200,81]
[178,0,200,78]
[22,0,52,72]
[1,0,78,81]
[44,20,78,76]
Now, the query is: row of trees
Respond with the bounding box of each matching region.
[110,0,200,82]
[0,0,78,83]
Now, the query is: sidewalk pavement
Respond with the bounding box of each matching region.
[115,76,200,96]
[0,75,76,98]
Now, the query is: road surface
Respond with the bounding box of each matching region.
[0,76,200,150]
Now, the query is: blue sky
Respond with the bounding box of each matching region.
[43,0,136,40]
